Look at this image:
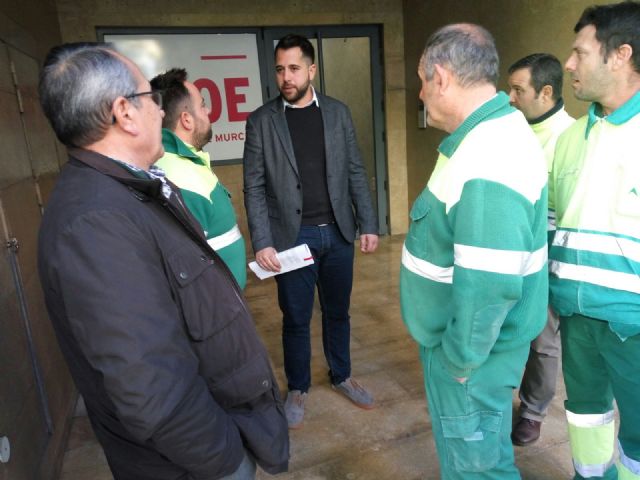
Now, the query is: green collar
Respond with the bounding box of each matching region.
[161,129,209,166]
[585,89,640,138]
[439,91,515,158]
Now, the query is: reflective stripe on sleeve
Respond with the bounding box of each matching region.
[454,244,547,276]
[550,261,640,294]
[207,224,242,251]
[401,245,453,284]
[553,230,640,263]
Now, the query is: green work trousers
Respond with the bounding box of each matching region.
[561,314,640,480]
[421,344,529,480]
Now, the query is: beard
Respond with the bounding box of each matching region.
[192,123,213,151]
[279,79,311,105]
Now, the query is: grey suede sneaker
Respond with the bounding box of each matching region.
[284,390,307,429]
[332,377,375,409]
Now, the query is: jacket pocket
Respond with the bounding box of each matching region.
[441,411,502,472]
[406,194,432,257]
[207,355,274,409]
[166,243,236,340]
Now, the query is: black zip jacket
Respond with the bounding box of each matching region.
[38,148,288,480]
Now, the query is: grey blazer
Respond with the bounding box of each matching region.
[243,92,378,253]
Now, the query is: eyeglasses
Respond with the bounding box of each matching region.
[125,90,163,109]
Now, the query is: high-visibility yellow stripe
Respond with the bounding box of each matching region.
[550,261,640,294]
[401,245,453,284]
[454,244,547,276]
[566,410,615,475]
[553,230,640,262]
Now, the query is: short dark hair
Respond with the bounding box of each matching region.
[508,53,564,101]
[421,23,499,88]
[150,68,190,130]
[39,42,139,148]
[575,1,640,73]
[275,34,315,64]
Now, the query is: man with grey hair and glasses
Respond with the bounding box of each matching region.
[37,42,288,480]
[400,24,547,479]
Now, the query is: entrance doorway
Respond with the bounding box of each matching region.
[100,24,388,235]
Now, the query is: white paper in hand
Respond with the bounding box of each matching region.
[248,243,315,280]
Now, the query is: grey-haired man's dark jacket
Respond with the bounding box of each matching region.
[38,149,288,480]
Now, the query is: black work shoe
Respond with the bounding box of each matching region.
[511,418,542,446]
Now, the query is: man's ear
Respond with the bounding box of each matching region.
[612,43,633,70]
[540,84,554,103]
[112,97,139,135]
[308,62,317,81]
[179,110,194,132]
[433,64,449,93]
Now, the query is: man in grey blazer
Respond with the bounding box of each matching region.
[243,34,379,429]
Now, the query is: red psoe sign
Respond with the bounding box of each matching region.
[104,33,263,163]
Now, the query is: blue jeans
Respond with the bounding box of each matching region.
[275,224,354,392]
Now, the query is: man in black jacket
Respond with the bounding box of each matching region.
[38,42,288,480]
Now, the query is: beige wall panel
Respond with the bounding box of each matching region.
[55,140,68,168]
[0,289,38,436]
[55,0,409,233]
[0,209,46,480]
[8,45,39,98]
[1,179,41,286]
[37,171,59,207]
[21,94,61,178]
[26,275,76,480]
[403,0,610,206]
[0,91,32,188]
[9,46,61,178]
[0,0,62,60]
[1,3,71,480]
[0,390,48,480]
[0,43,13,94]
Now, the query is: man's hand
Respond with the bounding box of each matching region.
[255,247,281,272]
[360,234,379,253]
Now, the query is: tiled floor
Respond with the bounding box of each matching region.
[60,235,576,480]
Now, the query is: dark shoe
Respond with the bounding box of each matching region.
[332,377,375,409]
[511,418,542,446]
[284,390,307,429]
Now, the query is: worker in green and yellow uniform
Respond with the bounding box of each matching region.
[151,68,246,288]
[401,23,548,479]
[550,2,640,478]
[508,52,574,446]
